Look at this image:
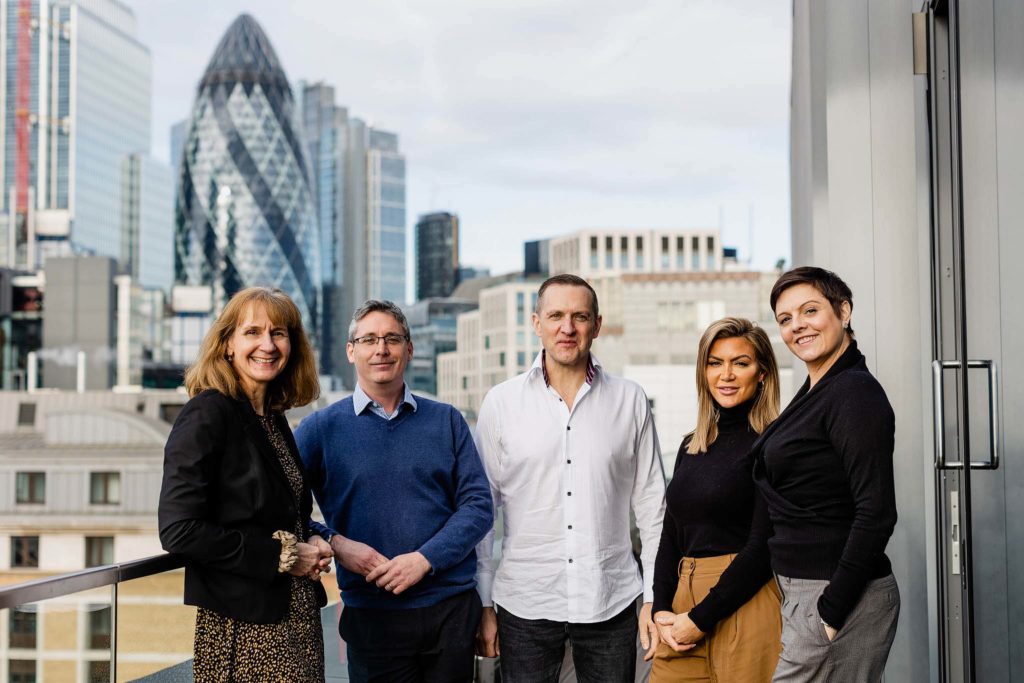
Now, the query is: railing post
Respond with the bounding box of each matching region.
[110,581,118,683]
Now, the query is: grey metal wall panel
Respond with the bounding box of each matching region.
[790,1,934,679]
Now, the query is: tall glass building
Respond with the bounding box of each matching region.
[176,14,320,340]
[299,83,405,384]
[0,0,152,268]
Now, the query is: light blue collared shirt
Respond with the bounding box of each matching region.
[352,383,418,420]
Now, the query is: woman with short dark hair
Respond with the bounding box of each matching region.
[758,266,900,681]
[159,286,332,682]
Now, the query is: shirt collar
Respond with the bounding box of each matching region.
[530,350,600,387]
[352,382,418,416]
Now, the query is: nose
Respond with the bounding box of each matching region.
[258,332,276,350]
[722,364,736,380]
[559,317,575,335]
[790,314,806,332]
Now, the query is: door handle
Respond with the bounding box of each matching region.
[931,359,999,470]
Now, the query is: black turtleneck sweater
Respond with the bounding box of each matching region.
[752,340,896,629]
[652,400,773,632]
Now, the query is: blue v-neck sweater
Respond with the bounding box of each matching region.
[295,395,493,609]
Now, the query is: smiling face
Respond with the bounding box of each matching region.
[705,336,764,409]
[226,303,291,398]
[346,310,412,394]
[532,283,602,371]
[774,282,851,378]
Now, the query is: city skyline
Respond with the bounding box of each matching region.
[134,1,792,287]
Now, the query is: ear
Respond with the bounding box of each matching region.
[346,342,356,364]
[840,300,853,327]
[592,314,603,340]
[532,312,542,337]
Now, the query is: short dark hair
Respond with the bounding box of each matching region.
[348,300,411,340]
[535,274,600,318]
[770,266,854,336]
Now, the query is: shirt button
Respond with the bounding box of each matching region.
[567,491,572,496]
[568,559,573,563]
[567,459,572,464]
[568,525,573,529]
[566,425,571,431]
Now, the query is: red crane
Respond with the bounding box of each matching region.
[15,0,32,218]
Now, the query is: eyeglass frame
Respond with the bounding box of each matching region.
[349,333,410,347]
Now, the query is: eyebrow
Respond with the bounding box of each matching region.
[777,299,823,317]
[708,354,753,362]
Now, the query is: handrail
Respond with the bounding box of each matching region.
[0,553,185,610]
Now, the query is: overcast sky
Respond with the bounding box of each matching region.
[133,0,792,282]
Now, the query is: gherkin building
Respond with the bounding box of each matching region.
[175,14,320,340]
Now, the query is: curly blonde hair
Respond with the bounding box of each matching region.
[184,287,319,411]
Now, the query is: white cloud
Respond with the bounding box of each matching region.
[133,0,792,285]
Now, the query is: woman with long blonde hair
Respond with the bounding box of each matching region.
[651,317,783,682]
[158,287,333,682]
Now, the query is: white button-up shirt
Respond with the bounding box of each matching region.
[474,353,666,623]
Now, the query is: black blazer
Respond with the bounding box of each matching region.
[158,389,327,623]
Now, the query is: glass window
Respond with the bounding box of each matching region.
[484,336,490,350]
[88,605,112,650]
[517,351,527,367]
[8,610,36,649]
[499,352,506,367]
[605,236,613,268]
[16,403,35,426]
[15,472,45,504]
[87,661,110,683]
[8,660,35,683]
[620,236,629,269]
[11,536,38,568]
[516,292,525,325]
[85,537,114,568]
[89,472,121,505]
[636,236,644,269]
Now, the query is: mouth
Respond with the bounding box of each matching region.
[795,334,817,346]
[717,386,739,395]
[250,357,278,366]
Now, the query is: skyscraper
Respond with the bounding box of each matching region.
[299,83,406,384]
[416,212,459,300]
[175,14,320,340]
[0,0,154,270]
[121,154,173,291]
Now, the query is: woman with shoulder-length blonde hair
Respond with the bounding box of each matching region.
[651,317,783,682]
[159,286,334,682]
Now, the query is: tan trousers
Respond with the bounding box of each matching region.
[651,554,782,683]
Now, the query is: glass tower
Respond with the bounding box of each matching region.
[0,0,152,268]
[175,14,320,340]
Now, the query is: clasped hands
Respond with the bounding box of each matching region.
[289,535,334,580]
[653,610,705,652]
[327,535,432,595]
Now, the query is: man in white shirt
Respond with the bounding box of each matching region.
[474,274,666,682]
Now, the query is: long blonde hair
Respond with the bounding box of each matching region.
[687,317,780,454]
[184,287,320,411]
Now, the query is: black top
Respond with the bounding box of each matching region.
[158,389,327,623]
[652,399,773,631]
[752,340,896,629]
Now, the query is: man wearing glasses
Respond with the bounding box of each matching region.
[296,299,493,682]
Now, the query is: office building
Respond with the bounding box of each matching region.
[175,15,321,342]
[0,0,156,271]
[0,268,42,390]
[416,212,459,300]
[523,239,550,277]
[298,82,406,384]
[405,297,476,396]
[120,154,174,292]
[548,228,722,279]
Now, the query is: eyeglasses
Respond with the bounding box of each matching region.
[350,334,408,347]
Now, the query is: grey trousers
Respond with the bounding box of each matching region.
[773,574,899,682]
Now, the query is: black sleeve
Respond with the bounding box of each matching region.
[688,487,773,632]
[817,378,897,629]
[652,439,690,614]
[158,393,281,582]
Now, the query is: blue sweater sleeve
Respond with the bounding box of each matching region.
[417,408,495,572]
[294,411,338,540]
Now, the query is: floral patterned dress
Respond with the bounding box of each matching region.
[192,413,324,683]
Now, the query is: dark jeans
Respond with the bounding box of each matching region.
[496,601,637,683]
[340,589,482,683]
